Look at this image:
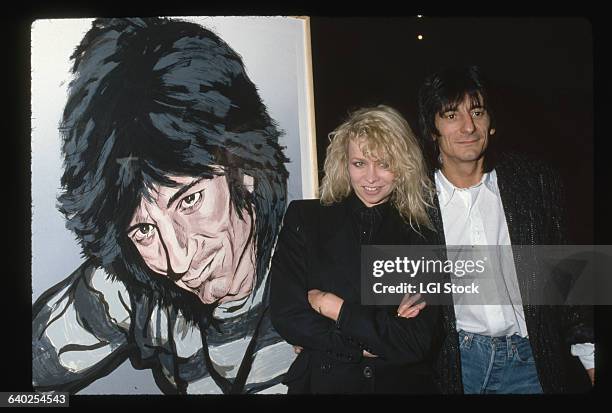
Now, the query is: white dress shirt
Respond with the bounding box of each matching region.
[435,169,594,370]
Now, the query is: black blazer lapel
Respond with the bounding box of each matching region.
[315,201,361,299]
[491,161,539,335]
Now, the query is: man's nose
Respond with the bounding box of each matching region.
[461,114,475,133]
[157,219,194,277]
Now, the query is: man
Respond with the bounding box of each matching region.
[417,65,594,394]
[32,17,295,394]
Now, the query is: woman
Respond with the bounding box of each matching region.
[269,105,443,393]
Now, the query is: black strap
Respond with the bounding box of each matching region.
[199,305,268,394]
[229,305,268,394]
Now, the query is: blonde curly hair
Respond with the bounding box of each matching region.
[320,105,434,230]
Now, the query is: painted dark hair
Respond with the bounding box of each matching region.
[417,65,497,172]
[58,17,289,321]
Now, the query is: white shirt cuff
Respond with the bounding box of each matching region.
[571,343,595,370]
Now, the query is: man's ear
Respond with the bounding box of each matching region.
[243,174,255,193]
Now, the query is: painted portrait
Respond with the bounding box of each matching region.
[31,16,317,394]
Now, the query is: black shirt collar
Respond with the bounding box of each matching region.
[347,191,391,215]
[347,191,392,243]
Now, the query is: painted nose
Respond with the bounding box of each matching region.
[156,219,194,278]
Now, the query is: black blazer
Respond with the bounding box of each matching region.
[269,197,444,394]
[431,153,594,394]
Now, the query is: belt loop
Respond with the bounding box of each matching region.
[459,330,473,349]
[506,335,513,359]
[465,331,473,348]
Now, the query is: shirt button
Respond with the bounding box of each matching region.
[363,366,373,378]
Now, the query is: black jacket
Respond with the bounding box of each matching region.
[432,152,594,394]
[269,195,443,394]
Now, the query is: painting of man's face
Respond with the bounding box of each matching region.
[127,173,256,304]
[31,17,315,395]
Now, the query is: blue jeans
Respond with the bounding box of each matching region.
[459,330,543,394]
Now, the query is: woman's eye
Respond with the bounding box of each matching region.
[353,161,365,167]
[472,110,483,117]
[379,162,390,169]
[180,191,203,211]
[446,113,456,120]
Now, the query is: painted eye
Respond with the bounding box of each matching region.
[180,191,203,212]
[132,224,156,242]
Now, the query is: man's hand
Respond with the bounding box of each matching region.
[397,293,426,318]
[587,368,595,386]
[363,350,378,358]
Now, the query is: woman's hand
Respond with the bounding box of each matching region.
[397,293,426,318]
[307,289,344,322]
[362,294,426,358]
[295,344,378,358]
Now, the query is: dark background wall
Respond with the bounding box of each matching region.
[309,17,594,245]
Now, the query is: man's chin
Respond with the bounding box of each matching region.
[217,289,253,304]
[196,276,254,305]
[197,287,251,305]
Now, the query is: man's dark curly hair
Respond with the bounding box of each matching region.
[417,65,498,172]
